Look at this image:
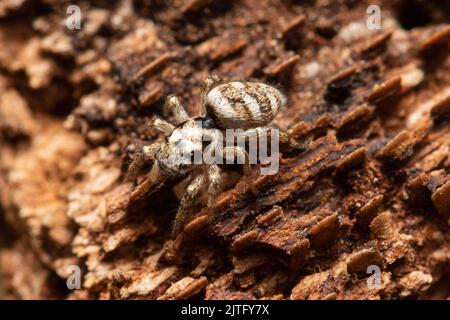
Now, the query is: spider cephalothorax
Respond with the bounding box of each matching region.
[126,75,301,237]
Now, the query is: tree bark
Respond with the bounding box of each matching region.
[0,0,449,299]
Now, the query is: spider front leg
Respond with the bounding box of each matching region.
[126,143,160,181]
[164,95,189,125]
[172,173,206,237]
[149,118,174,136]
[129,160,168,202]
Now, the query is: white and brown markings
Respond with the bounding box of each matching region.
[205,81,285,129]
[126,75,301,237]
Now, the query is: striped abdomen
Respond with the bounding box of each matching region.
[204,81,286,129]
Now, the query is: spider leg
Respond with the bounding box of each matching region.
[222,146,251,176]
[278,129,304,149]
[129,161,168,202]
[164,95,189,125]
[126,143,160,181]
[241,126,303,150]
[200,75,223,116]
[149,118,175,136]
[172,173,206,237]
[206,164,221,208]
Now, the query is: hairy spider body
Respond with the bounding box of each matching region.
[205,81,286,129]
[127,75,300,237]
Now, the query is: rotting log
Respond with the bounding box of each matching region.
[0,0,449,300]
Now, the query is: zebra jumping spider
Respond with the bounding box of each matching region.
[126,75,301,237]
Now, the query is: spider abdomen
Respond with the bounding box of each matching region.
[205,81,286,129]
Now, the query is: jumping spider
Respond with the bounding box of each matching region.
[126,75,301,237]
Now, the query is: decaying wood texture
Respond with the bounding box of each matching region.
[0,0,449,299]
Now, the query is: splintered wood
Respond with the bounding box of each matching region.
[0,0,449,300]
